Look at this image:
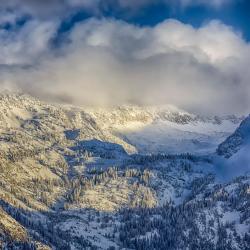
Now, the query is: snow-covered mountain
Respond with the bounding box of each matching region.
[88,104,242,155]
[0,93,249,250]
[0,92,241,156]
[217,115,250,158]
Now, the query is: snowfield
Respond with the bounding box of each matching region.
[114,119,239,154]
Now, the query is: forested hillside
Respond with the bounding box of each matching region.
[0,93,249,249]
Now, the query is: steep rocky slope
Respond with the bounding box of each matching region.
[217,115,250,158]
[0,207,28,245]
[0,207,50,249]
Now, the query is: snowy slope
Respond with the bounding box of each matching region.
[217,115,250,158]
[115,119,239,155]
[216,115,250,179]
[87,105,242,155]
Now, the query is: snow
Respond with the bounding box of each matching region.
[221,211,240,223]
[235,223,249,236]
[57,211,119,249]
[215,115,250,180]
[115,120,238,155]
[217,115,250,158]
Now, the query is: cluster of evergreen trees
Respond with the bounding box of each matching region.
[65,166,154,206]
[118,176,250,250]
[118,201,249,250]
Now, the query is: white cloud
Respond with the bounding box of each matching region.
[0,20,58,65]
[0,17,249,115]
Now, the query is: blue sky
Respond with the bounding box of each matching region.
[56,0,250,40]
[0,0,250,114]
[130,1,250,40]
[1,1,248,41]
